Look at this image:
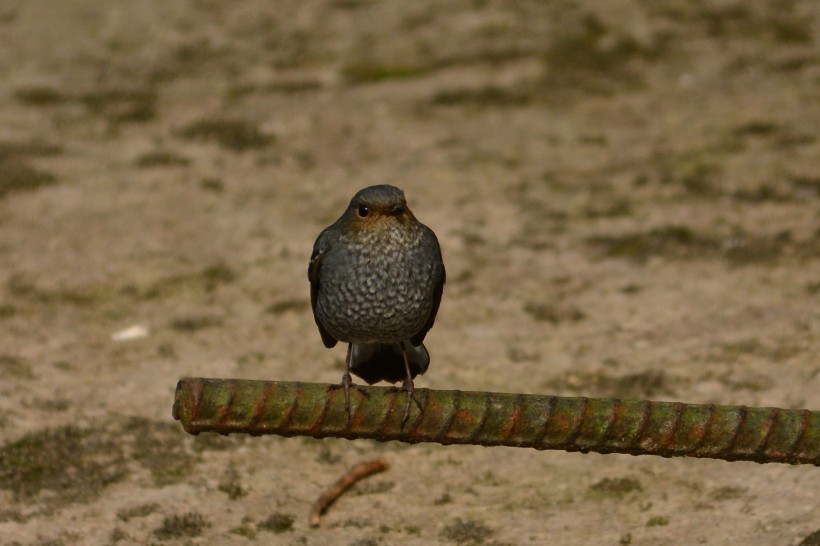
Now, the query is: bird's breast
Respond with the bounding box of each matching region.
[315,237,439,343]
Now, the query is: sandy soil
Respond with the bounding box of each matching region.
[1,1,819,545]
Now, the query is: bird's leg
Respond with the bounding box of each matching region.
[328,343,369,421]
[387,342,424,429]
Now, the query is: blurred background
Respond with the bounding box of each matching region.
[0,1,818,544]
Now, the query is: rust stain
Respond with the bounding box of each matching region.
[662,402,686,452]
[467,392,493,442]
[600,399,621,442]
[217,380,239,426]
[249,383,275,430]
[564,397,589,445]
[786,409,812,459]
[279,386,301,430]
[437,390,461,440]
[309,385,333,434]
[753,407,779,457]
[501,394,525,441]
[724,405,748,457]
[634,400,652,446]
[692,404,717,454]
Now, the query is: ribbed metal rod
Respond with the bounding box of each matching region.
[172,378,819,466]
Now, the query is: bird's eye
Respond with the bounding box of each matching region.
[357,205,369,218]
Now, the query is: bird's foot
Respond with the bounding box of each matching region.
[328,372,369,421]
[386,379,423,429]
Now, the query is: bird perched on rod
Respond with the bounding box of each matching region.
[308,185,445,426]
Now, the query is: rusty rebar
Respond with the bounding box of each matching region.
[172,378,820,466]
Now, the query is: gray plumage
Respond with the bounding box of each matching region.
[308,185,445,390]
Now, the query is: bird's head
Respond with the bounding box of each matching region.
[343,185,415,233]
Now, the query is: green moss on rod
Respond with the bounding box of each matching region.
[172,378,819,466]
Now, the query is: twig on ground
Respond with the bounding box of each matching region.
[308,459,389,527]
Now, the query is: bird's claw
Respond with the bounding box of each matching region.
[328,373,369,421]
[386,380,423,429]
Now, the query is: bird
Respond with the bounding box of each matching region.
[308,184,445,427]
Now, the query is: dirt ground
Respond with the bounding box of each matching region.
[1,1,819,545]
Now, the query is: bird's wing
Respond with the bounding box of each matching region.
[308,233,338,348]
[411,257,446,346]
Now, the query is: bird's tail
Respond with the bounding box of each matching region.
[350,342,429,385]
